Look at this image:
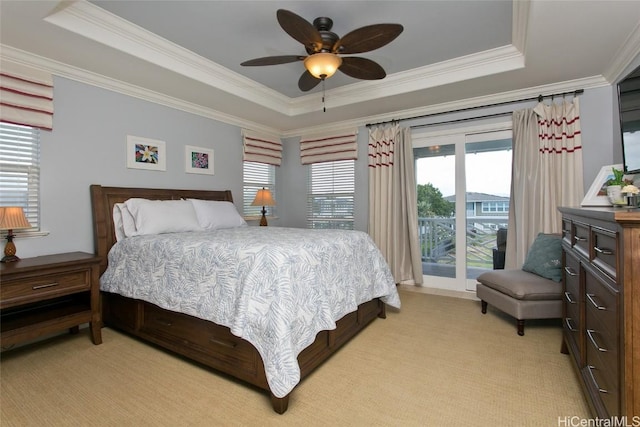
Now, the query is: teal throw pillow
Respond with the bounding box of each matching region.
[521,233,562,282]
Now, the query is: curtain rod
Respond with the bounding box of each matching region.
[365,89,584,128]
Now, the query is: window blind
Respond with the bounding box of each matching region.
[0,61,53,131]
[243,161,275,218]
[0,122,40,231]
[307,160,354,229]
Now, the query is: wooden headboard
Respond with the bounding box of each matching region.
[90,185,234,274]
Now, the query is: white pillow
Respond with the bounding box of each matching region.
[112,204,125,241]
[119,203,138,237]
[189,199,247,230]
[124,198,202,235]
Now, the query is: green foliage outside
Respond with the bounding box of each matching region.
[417,183,454,218]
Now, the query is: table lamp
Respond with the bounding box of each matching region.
[251,188,276,226]
[0,206,32,262]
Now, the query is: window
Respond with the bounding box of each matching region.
[307,160,354,229]
[481,201,509,213]
[414,123,512,291]
[242,161,275,218]
[0,122,40,232]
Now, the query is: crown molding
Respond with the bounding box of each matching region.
[2,42,610,142]
[281,75,610,138]
[43,0,294,115]
[0,45,281,137]
[511,0,530,55]
[603,19,640,83]
[290,44,525,115]
[43,0,526,118]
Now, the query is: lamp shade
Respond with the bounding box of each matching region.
[304,53,343,79]
[251,188,276,207]
[0,207,31,230]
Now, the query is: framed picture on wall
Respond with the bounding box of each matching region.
[185,145,214,175]
[581,164,624,206]
[126,135,166,171]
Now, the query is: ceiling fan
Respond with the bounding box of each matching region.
[241,9,403,92]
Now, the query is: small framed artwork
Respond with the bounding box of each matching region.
[581,164,624,206]
[126,135,166,171]
[185,145,214,175]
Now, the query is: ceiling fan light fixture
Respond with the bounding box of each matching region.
[304,53,342,79]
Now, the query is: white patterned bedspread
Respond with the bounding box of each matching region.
[100,226,400,398]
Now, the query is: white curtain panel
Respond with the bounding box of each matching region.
[368,125,423,285]
[535,98,584,228]
[506,98,583,268]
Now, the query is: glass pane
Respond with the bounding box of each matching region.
[415,144,456,278]
[465,139,511,280]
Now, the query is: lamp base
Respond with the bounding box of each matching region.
[259,212,268,226]
[3,234,19,262]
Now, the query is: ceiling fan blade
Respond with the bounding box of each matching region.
[333,24,403,54]
[339,57,386,80]
[241,55,305,66]
[277,9,323,52]
[298,70,321,92]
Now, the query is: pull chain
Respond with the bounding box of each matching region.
[322,78,326,112]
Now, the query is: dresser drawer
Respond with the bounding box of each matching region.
[0,270,91,309]
[583,362,620,417]
[141,303,259,376]
[585,306,619,394]
[585,268,618,335]
[591,227,618,281]
[572,221,590,257]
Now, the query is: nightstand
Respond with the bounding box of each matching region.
[0,252,102,348]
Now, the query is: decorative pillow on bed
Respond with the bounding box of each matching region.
[124,198,202,235]
[188,199,247,229]
[521,233,562,282]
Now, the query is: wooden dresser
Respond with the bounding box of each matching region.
[558,206,639,418]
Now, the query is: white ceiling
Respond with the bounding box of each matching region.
[1,1,640,136]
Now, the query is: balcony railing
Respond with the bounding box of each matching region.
[418,217,507,276]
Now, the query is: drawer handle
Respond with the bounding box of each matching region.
[209,337,237,349]
[564,267,577,277]
[594,246,613,255]
[32,282,59,290]
[586,293,606,311]
[574,236,586,242]
[565,318,577,332]
[586,329,607,352]
[586,365,609,394]
[564,291,576,304]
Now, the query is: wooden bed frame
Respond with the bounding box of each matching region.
[90,185,387,414]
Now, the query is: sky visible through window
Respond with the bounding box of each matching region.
[416,150,511,198]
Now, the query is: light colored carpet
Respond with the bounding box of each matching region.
[0,289,590,426]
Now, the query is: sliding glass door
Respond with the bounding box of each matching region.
[414,122,512,291]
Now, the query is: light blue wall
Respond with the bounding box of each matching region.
[15,74,624,258]
[20,77,276,257]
